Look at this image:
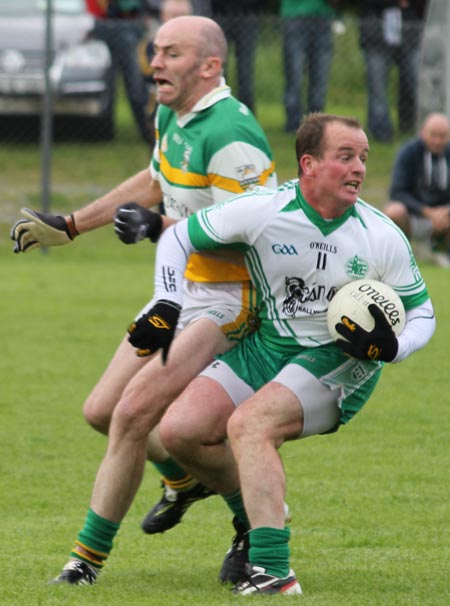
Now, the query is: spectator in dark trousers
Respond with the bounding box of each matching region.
[86,0,155,143]
[280,0,339,134]
[211,0,261,113]
[359,0,427,142]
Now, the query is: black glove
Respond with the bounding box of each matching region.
[335,304,399,362]
[114,202,163,244]
[10,208,78,253]
[128,300,181,363]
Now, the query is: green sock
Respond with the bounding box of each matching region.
[223,490,249,529]
[151,458,196,491]
[71,508,120,569]
[249,526,291,578]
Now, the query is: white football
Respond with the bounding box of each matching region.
[327,279,406,341]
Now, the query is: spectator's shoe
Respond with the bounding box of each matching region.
[219,517,250,584]
[141,481,216,534]
[50,560,98,585]
[232,564,302,596]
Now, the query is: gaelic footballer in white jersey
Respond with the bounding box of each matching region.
[154,180,432,357]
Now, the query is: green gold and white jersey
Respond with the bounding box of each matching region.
[151,83,276,283]
[156,180,430,354]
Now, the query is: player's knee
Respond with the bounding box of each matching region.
[82,395,113,435]
[159,409,195,457]
[111,394,157,441]
[227,405,256,445]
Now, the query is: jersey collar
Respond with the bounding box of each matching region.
[176,78,231,127]
[295,182,360,235]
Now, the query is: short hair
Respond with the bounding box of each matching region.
[198,18,227,64]
[295,113,363,175]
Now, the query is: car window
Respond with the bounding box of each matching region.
[0,0,84,16]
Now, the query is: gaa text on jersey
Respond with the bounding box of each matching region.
[272,243,298,255]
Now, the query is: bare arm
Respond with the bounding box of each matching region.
[71,169,163,234]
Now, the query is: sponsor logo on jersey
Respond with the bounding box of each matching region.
[272,243,298,255]
[169,133,193,172]
[282,277,337,317]
[309,241,337,254]
[181,142,193,172]
[163,192,190,217]
[236,164,259,189]
[345,255,369,278]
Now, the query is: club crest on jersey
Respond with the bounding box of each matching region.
[236,164,259,189]
[345,255,369,278]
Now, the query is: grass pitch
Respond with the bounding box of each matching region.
[2,211,449,606]
[1,109,449,605]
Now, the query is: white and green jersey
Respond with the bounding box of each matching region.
[150,83,277,284]
[156,180,430,354]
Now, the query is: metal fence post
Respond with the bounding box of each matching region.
[40,0,53,252]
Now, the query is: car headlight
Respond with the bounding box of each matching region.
[61,40,111,70]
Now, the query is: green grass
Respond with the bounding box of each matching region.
[1,55,448,604]
[1,230,449,605]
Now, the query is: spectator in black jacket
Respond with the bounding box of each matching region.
[359,0,427,142]
[385,112,450,267]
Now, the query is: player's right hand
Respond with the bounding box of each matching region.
[335,304,399,362]
[127,300,181,363]
[10,208,78,253]
[114,202,163,244]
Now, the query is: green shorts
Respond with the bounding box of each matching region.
[210,331,382,428]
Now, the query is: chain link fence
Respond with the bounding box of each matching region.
[1,4,448,220]
[0,7,439,145]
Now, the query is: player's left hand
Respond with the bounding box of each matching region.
[127,300,181,363]
[335,304,398,362]
[10,208,78,253]
[114,202,163,244]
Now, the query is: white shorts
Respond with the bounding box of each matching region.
[136,279,258,342]
[199,331,381,438]
[200,360,340,438]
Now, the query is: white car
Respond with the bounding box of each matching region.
[0,0,115,139]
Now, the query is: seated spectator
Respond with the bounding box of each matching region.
[384,112,450,267]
